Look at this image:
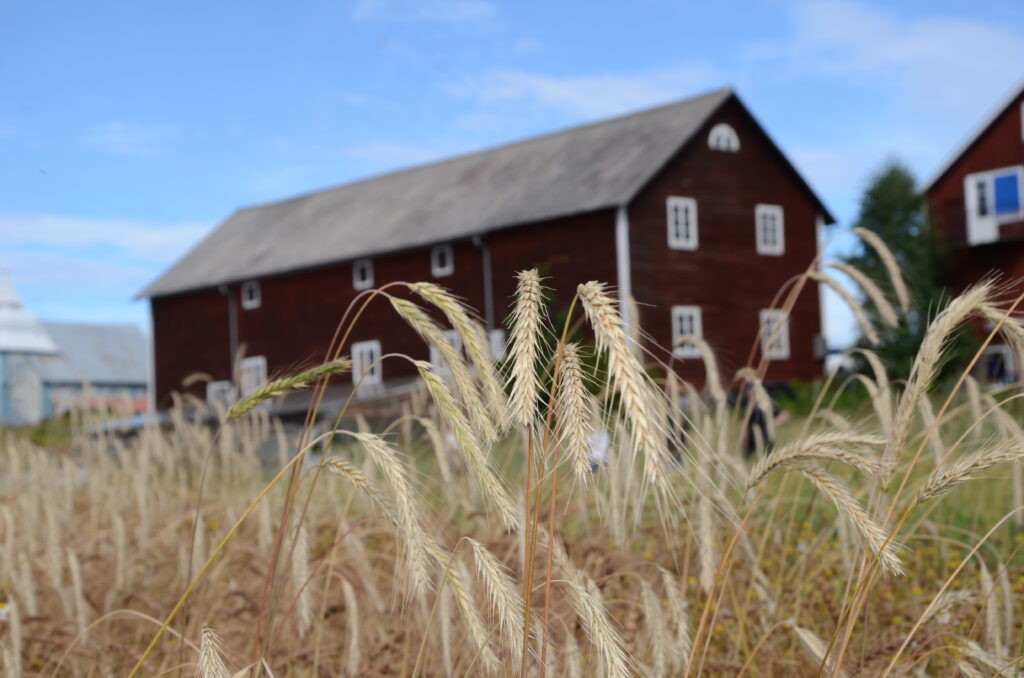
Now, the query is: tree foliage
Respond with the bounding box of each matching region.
[841,159,976,380]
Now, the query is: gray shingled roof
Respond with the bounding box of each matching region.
[30,322,148,386]
[141,87,828,298]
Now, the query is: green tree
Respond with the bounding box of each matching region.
[841,158,974,380]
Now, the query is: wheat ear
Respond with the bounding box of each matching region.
[886,282,991,468]
[853,226,910,314]
[347,432,433,596]
[918,441,1024,502]
[800,466,904,576]
[658,567,692,673]
[577,281,670,489]
[747,433,887,488]
[828,261,900,327]
[555,343,596,482]
[467,538,528,662]
[409,282,508,430]
[790,622,850,678]
[341,578,361,678]
[980,561,1004,654]
[673,334,727,409]
[291,520,312,637]
[227,358,350,419]
[197,626,231,678]
[415,360,519,528]
[507,269,545,426]
[811,271,880,345]
[391,296,497,443]
[640,577,671,677]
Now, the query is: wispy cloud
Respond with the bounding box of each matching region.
[81,121,182,157]
[0,213,212,324]
[748,0,1024,118]
[447,64,724,121]
[351,0,496,24]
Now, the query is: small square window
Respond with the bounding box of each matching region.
[429,329,463,376]
[352,340,382,386]
[666,197,698,250]
[241,280,261,310]
[239,356,267,396]
[431,244,454,277]
[671,306,703,358]
[206,380,235,407]
[755,204,785,256]
[759,309,790,360]
[353,259,374,290]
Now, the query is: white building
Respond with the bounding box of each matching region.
[0,274,148,425]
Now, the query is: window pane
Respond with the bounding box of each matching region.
[977,180,989,216]
[994,173,1020,215]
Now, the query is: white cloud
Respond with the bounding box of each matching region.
[351,0,496,23]
[0,213,210,263]
[749,0,1024,118]
[448,64,724,121]
[82,121,182,157]
[0,213,212,325]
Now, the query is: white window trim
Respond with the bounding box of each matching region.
[963,165,1024,245]
[755,204,785,256]
[239,355,267,396]
[431,244,454,277]
[241,280,261,310]
[206,380,235,406]
[429,329,463,376]
[353,259,374,291]
[666,196,698,250]
[352,339,382,386]
[759,309,790,360]
[707,122,740,152]
[671,305,703,358]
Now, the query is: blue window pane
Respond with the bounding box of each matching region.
[994,173,1020,215]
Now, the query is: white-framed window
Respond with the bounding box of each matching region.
[431,244,454,277]
[241,280,261,310]
[666,196,698,250]
[239,356,267,396]
[206,380,235,407]
[429,329,463,376]
[488,328,507,361]
[671,306,703,358]
[963,165,1024,245]
[352,340,382,386]
[707,123,740,152]
[755,204,785,256]
[759,309,790,360]
[353,258,374,290]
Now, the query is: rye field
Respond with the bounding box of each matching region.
[3,238,1024,676]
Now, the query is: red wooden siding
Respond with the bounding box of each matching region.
[926,91,1024,297]
[629,97,824,384]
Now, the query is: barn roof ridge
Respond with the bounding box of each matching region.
[922,76,1024,193]
[140,86,825,298]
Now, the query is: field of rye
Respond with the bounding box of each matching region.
[4,232,1024,677]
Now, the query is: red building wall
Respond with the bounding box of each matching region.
[150,212,620,406]
[150,100,826,405]
[629,97,824,384]
[927,91,1024,298]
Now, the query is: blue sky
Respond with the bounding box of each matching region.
[2,0,1023,346]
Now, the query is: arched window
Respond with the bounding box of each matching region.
[708,123,740,152]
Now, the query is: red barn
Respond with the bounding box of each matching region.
[141,87,833,410]
[924,78,1024,381]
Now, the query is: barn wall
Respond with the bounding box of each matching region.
[151,208,620,407]
[629,96,824,384]
[928,91,1024,251]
